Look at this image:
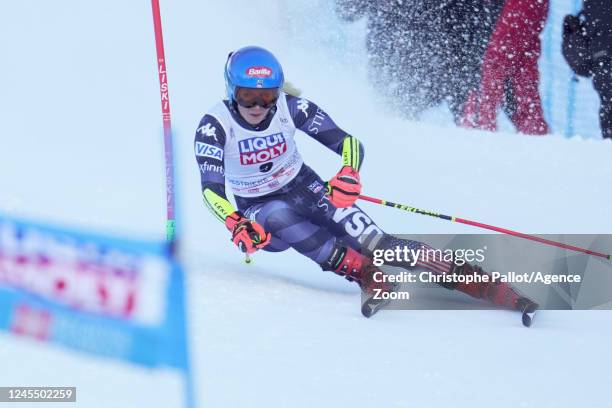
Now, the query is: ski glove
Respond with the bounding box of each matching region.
[225,212,271,254]
[327,166,361,208]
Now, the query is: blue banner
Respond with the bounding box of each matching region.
[0,214,190,373]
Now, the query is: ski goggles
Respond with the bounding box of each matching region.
[235,87,279,109]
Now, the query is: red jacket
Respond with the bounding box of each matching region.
[461,0,550,135]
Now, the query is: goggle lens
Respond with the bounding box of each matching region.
[235,87,279,109]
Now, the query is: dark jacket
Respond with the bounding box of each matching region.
[563,0,612,77]
[562,12,593,77]
[584,0,612,60]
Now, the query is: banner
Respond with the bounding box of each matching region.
[0,213,190,375]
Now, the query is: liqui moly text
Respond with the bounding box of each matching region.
[239,133,287,165]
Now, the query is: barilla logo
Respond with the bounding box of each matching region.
[246,66,272,78]
[195,142,223,160]
[239,133,286,165]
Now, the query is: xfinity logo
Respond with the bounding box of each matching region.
[199,162,224,174]
[246,66,272,78]
[195,142,223,160]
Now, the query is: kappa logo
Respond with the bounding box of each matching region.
[245,206,263,221]
[238,133,287,165]
[332,207,384,238]
[198,123,217,140]
[246,66,272,78]
[195,142,223,160]
[297,99,309,117]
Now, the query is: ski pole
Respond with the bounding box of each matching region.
[358,194,612,261]
[237,242,254,264]
[151,0,176,243]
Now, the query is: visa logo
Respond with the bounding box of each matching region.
[195,142,223,160]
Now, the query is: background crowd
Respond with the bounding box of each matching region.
[335,0,611,139]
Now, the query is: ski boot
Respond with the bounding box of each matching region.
[322,246,399,318]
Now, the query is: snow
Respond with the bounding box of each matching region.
[1,0,611,407]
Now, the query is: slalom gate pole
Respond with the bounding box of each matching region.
[151,2,195,406]
[358,194,612,261]
[151,0,176,242]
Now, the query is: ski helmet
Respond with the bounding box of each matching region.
[224,46,284,103]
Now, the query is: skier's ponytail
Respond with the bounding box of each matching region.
[282,81,302,97]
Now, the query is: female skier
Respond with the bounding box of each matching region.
[194,46,538,322]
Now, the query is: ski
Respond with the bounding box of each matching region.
[361,296,391,318]
[363,294,540,325]
[518,298,539,327]
[360,280,401,318]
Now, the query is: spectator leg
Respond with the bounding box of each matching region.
[592,58,612,139]
[509,45,549,135]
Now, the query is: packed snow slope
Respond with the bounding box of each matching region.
[1,1,612,407]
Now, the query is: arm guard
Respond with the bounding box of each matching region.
[203,188,236,223]
[340,135,363,171]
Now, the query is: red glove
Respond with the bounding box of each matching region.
[327,166,361,208]
[225,212,271,254]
